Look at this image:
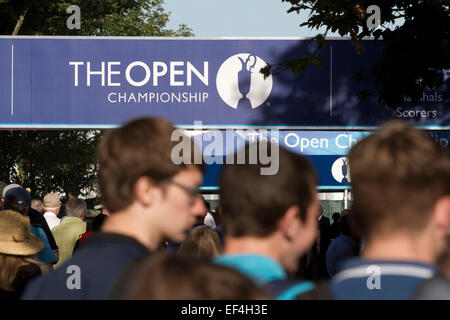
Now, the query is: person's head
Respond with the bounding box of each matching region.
[177,226,222,261]
[2,184,20,199]
[203,198,211,212]
[43,193,61,215]
[219,143,319,273]
[65,198,87,220]
[348,120,450,258]
[3,187,31,216]
[98,117,206,242]
[31,199,43,214]
[126,253,267,300]
[332,212,341,224]
[0,210,43,291]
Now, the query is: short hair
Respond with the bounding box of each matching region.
[219,143,318,237]
[98,117,204,213]
[126,253,267,300]
[65,198,87,218]
[177,226,221,260]
[31,200,43,213]
[332,212,341,223]
[348,120,450,235]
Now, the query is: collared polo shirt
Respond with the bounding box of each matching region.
[330,258,437,299]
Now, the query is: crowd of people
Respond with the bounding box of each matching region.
[0,117,448,300]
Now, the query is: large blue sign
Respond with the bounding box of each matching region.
[196,130,450,189]
[1,37,448,129]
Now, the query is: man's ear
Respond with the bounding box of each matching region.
[433,195,450,238]
[134,176,157,207]
[279,205,301,241]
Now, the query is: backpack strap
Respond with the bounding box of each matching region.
[264,279,315,300]
[412,271,450,300]
[295,280,335,300]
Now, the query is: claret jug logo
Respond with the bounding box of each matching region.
[331,157,351,184]
[216,53,273,110]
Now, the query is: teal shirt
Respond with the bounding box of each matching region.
[215,254,286,285]
[214,254,314,299]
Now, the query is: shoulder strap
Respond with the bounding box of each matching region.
[412,271,450,300]
[264,279,315,300]
[295,280,335,300]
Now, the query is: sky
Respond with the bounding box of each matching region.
[163,0,330,38]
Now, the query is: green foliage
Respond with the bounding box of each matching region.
[0,131,100,199]
[276,0,450,107]
[0,0,193,36]
[0,0,192,199]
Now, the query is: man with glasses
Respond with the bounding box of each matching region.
[23,117,206,300]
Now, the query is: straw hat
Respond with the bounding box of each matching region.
[0,210,43,256]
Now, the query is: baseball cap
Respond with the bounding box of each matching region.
[43,193,61,208]
[4,186,31,207]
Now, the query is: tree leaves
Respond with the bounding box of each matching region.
[0,0,193,199]
[273,0,450,108]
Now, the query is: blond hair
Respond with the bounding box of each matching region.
[177,226,221,260]
[0,254,40,291]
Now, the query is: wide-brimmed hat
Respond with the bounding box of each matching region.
[0,210,43,256]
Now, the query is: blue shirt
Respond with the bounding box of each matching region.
[22,232,150,300]
[326,235,358,277]
[330,258,437,300]
[30,225,57,264]
[214,254,314,300]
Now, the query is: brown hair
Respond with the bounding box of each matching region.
[177,226,221,260]
[127,253,267,300]
[348,120,450,236]
[98,117,204,213]
[219,143,318,237]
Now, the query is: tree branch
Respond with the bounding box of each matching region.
[12,6,29,35]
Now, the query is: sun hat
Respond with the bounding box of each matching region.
[0,210,43,256]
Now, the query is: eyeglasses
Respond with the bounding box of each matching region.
[164,178,201,199]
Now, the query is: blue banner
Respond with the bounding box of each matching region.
[0,37,449,128]
[195,130,450,189]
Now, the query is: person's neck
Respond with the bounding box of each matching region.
[362,232,436,265]
[46,210,58,216]
[101,205,160,251]
[223,235,283,263]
